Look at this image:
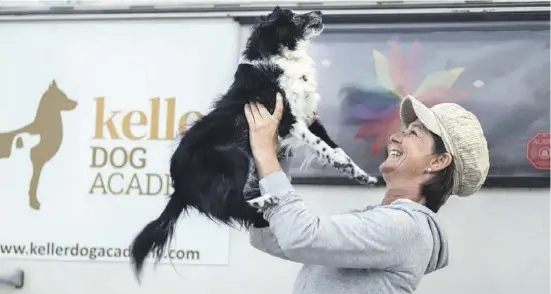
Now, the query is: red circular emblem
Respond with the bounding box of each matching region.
[526,132,550,170]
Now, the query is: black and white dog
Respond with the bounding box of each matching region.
[129,6,377,278]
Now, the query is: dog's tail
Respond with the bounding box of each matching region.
[129,193,184,280]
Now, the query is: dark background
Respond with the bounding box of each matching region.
[285,21,550,185]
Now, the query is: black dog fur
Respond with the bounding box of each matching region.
[129,6,375,279]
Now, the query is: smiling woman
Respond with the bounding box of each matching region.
[380,118,455,213]
[245,94,490,294]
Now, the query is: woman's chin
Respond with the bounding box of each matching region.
[379,160,397,174]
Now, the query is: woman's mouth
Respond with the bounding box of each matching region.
[388,149,402,158]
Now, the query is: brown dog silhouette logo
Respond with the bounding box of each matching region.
[0,80,77,210]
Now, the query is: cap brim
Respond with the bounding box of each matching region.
[399,95,444,138]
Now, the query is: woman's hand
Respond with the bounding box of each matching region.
[313,114,320,123]
[244,93,284,178]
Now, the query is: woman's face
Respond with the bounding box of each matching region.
[379,119,439,182]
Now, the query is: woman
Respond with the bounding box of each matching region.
[243,94,490,294]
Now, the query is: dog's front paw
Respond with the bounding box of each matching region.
[329,148,353,171]
[353,170,378,185]
[247,194,279,211]
[333,148,377,185]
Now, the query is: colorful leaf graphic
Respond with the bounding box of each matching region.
[355,111,402,156]
[349,103,398,121]
[414,68,465,96]
[344,41,470,156]
[373,49,400,98]
[342,87,401,110]
[355,110,398,139]
[370,119,401,155]
[415,87,470,106]
[423,57,452,78]
[388,40,422,96]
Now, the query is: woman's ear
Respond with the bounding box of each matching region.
[428,153,453,172]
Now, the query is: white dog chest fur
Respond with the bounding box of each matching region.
[274,44,320,125]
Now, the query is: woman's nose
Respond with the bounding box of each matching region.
[389,132,403,144]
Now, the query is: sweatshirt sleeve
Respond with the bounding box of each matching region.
[247,157,293,261]
[249,227,290,260]
[247,172,421,269]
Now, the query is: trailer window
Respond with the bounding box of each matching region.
[239,21,550,187]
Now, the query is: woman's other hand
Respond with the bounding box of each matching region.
[312,114,320,125]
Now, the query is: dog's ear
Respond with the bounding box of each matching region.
[256,11,275,26]
[266,6,283,22]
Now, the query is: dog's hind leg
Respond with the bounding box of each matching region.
[130,145,259,279]
[219,148,265,228]
[289,121,377,185]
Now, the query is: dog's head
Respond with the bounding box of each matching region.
[246,7,324,57]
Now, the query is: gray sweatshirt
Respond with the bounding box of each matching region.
[248,169,449,294]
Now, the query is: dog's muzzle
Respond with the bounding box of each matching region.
[305,10,323,29]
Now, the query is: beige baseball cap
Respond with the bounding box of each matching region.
[399,95,490,197]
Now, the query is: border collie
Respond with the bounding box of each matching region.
[129,6,377,278]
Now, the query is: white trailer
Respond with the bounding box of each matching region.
[0,1,548,294]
